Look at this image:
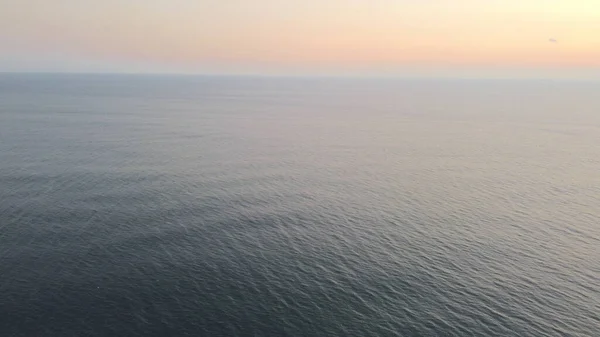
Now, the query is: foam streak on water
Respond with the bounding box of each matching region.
[1,75,599,336]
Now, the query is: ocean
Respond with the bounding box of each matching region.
[1,74,599,336]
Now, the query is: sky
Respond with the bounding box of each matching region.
[2,0,600,78]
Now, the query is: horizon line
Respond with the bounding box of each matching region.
[1,70,600,82]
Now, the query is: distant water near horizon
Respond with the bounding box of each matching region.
[1,74,599,336]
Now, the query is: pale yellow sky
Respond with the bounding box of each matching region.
[2,0,600,76]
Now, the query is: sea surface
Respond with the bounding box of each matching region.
[0,74,599,336]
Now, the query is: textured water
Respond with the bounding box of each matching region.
[1,74,599,336]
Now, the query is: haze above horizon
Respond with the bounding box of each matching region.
[2,0,600,79]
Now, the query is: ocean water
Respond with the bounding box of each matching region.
[0,74,599,336]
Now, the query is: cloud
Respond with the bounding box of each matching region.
[549,38,558,43]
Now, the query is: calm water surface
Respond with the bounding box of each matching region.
[1,75,599,336]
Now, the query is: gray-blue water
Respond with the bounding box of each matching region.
[1,74,599,336]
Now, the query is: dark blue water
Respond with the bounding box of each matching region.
[1,74,599,336]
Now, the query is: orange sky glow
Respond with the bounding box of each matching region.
[2,0,600,77]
